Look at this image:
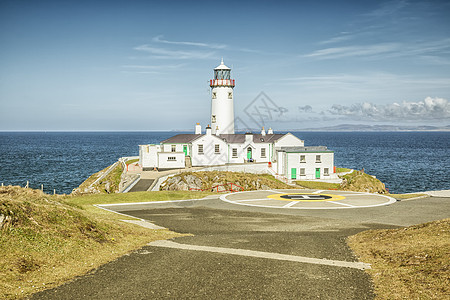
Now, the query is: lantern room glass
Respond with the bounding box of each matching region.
[214,69,230,80]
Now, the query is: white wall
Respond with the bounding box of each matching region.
[158,152,185,169]
[274,133,304,147]
[191,134,228,166]
[139,144,160,169]
[285,152,335,180]
[211,86,234,134]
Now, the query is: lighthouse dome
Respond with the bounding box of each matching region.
[214,58,230,70]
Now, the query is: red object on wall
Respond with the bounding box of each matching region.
[334,166,336,173]
[268,162,272,167]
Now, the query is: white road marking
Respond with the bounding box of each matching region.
[267,189,284,194]
[283,201,299,208]
[148,240,371,270]
[312,190,325,194]
[236,198,273,202]
[328,201,356,207]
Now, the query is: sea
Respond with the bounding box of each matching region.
[0,131,448,195]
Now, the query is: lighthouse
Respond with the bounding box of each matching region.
[210,59,235,134]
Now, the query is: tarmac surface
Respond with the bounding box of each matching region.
[31,190,450,299]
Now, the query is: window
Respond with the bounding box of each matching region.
[232,148,238,157]
[215,144,220,154]
[228,92,232,99]
[261,148,266,158]
[171,145,176,152]
[316,155,321,163]
[167,157,176,161]
[198,144,203,154]
[300,155,306,163]
[212,92,217,99]
[324,168,329,176]
[212,115,216,123]
[300,168,305,176]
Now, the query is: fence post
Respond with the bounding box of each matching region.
[41,184,43,191]
[53,189,56,195]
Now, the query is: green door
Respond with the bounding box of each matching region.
[247,147,252,159]
[183,145,188,156]
[315,168,320,179]
[291,168,297,179]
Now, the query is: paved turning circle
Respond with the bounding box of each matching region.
[220,189,397,209]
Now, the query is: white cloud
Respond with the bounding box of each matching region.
[134,45,215,59]
[327,97,450,121]
[304,43,400,59]
[363,0,409,18]
[152,35,227,49]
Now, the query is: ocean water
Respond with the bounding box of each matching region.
[0,131,448,194]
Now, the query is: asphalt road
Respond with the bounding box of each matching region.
[31,194,450,299]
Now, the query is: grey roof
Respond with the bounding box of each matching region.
[277,146,333,153]
[161,134,200,144]
[161,133,286,144]
[219,133,284,144]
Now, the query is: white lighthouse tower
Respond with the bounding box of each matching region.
[210,59,235,135]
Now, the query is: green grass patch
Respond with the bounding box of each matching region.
[295,181,340,190]
[388,193,428,200]
[65,190,216,207]
[126,158,139,165]
[336,167,351,173]
[348,218,450,299]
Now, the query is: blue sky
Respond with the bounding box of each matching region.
[1,0,449,131]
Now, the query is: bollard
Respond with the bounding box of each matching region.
[53,189,56,195]
[26,181,29,188]
[41,184,44,191]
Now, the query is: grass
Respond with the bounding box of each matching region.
[387,193,428,200]
[348,218,450,299]
[295,180,340,190]
[126,159,139,165]
[64,190,216,208]
[0,186,193,299]
[336,167,352,173]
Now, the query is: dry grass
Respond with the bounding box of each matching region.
[388,193,428,200]
[295,181,340,190]
[0,186,184,299]
[348,218,450,299]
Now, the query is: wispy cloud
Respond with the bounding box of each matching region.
[304,38,450,61]
[152,35,227,49]
[304,43,400,59]
[134,45,215,59]
[319,35,354,45]
[363,0,409,18]
[121,64,186,69]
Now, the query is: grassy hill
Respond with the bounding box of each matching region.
[0,186,191,299]
[348,218,450,299]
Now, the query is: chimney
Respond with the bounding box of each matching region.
[245,132,253,143]
[206,125,212,136]
[267,127,273,134]
[195,123,201,134]
[215,126,220,136]
[261,126,266,136]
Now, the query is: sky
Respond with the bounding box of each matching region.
[1,0,449,131]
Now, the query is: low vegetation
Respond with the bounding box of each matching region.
[336,167,351,173]
[295,180,340,190]
[125,158,139,165]
[72,163,123,195]
[0,186,185,299]
[387,193,428,200]
[296,169,387,193]
[348,218,450,299]
[160,171,296,191]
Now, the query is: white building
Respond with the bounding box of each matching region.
[139,60,337,181]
